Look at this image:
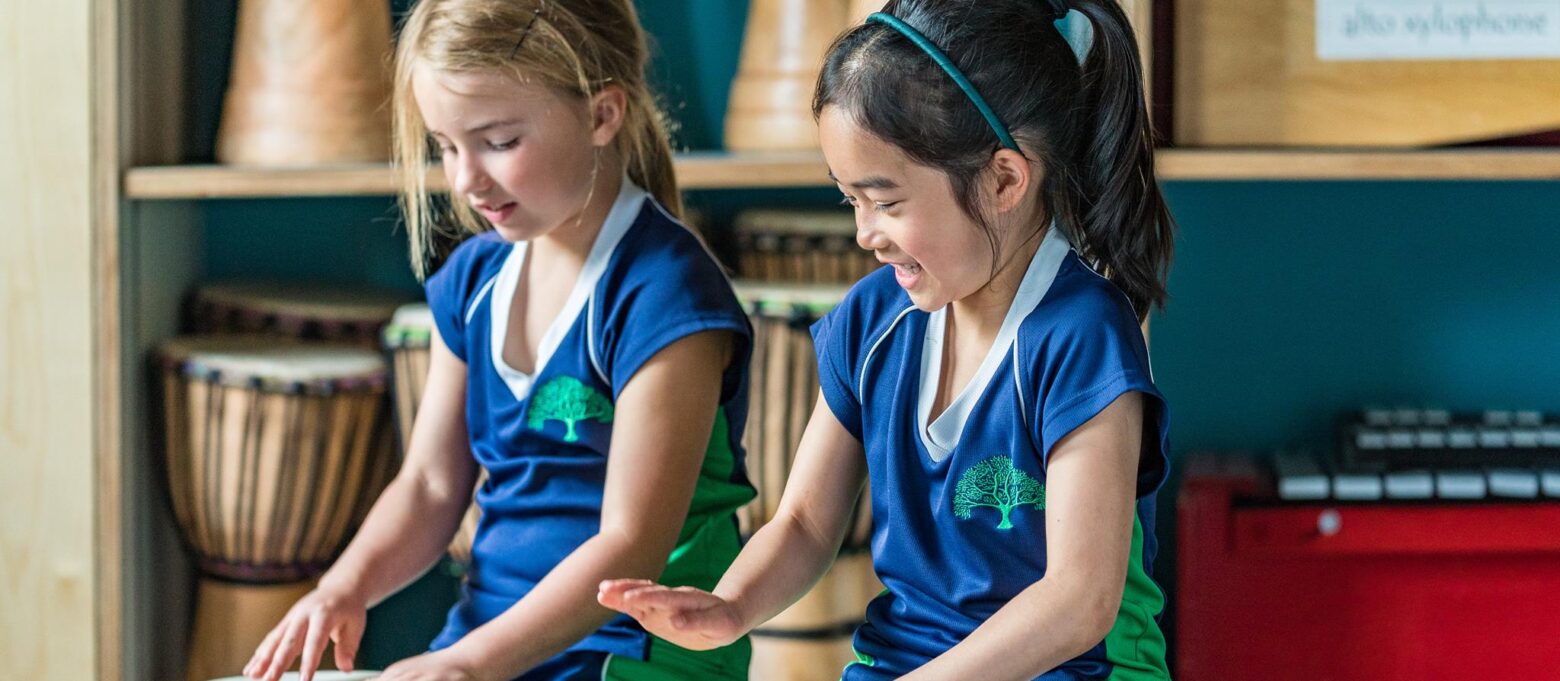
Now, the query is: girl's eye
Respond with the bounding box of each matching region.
[874,201,900,212]
[839,195,858,207]
[487,138,520,151]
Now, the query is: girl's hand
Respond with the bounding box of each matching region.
[596,580,746,651]
[377,650,485,681]
[243,586,367,681]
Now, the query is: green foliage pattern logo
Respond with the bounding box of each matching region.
[953,456,1045,530]
[527,376,613,442]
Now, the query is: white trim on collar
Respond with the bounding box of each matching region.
[488,178,648,401]
[917,224,1073,463]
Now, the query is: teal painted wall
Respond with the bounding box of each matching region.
[181,0,1560,668]
[1153,180,1560,455]
[637,0,750,151]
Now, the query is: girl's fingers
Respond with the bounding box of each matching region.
[245,624,286,678]
[597,579,659,611]
[298,614,330,681]
[595,589,625,611]
[621,586,720,611]
[332,617,364,671]
[264,618,307,681]
[600,581,737,645]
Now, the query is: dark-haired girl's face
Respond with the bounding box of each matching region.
[821,107,996,312]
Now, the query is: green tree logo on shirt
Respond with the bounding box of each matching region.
[527,376,613,443]
[953,456,1045,530]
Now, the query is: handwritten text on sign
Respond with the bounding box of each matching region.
[1316,0,1560,60]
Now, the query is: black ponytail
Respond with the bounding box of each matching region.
[814,0,1173,319]
[1069,0,1173,317]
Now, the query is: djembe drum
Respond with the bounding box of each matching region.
[725,0,849,150]
[382,303,483,565]
[735,282,880,681]
[190,281,408,346]
[160,337,397,681]
[735,210,878,285]
[216,0,393,164]
[383,304,434,449]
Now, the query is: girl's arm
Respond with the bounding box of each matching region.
[597,392,868,651]
[901,392,1145,681]
[248,330,480,681]
[435,330,750,677]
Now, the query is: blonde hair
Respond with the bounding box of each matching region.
[393,0,683,278]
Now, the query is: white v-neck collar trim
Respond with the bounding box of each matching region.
[488,178,647,401]
[917,224,1073,463]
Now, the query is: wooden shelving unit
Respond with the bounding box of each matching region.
[124,148,1560,199]
[124,151,835,199]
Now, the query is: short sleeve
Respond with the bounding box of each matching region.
[423,235,501,363]
[1028,287,1170,498]
[811,304,864,442]
[594,234,752,402]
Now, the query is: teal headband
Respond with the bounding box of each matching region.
[866,12,1020,152]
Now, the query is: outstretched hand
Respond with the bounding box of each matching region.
[596,580,748,651]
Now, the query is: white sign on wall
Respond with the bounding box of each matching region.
[1316,0,1560,60]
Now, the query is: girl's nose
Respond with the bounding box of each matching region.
[449,155,491,196]
[855,214,889,252]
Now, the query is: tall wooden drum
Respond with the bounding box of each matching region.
[383,304,434,449]
[160,337,397,681]
[725,0,850,150]
[735,282,880,681]
[382,303,483,565]
[216,0,393,164]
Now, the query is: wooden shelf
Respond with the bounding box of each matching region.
[123,148,1560,199]
[1155,149,1560,181]
[123,151,833,199]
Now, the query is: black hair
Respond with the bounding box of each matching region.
[814,0,1173,318]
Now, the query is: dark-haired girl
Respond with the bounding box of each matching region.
[602,1,1174,678]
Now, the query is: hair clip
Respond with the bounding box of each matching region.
[509,1,546,60]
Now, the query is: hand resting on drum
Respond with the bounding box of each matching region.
[243,586,366,680]
[245,332,479,681]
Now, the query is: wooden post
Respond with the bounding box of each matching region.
[0,2,106,680]
[1118,0,1154,106]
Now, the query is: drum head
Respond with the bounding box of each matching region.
[383,302,434,349]
[161,336,386,391]
[196,281,408,323]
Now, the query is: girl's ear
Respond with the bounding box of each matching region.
[589,84,628,147]
[986,147,1036,214]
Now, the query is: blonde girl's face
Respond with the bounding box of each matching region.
[412,65,600,242]
[819,106,997,312]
